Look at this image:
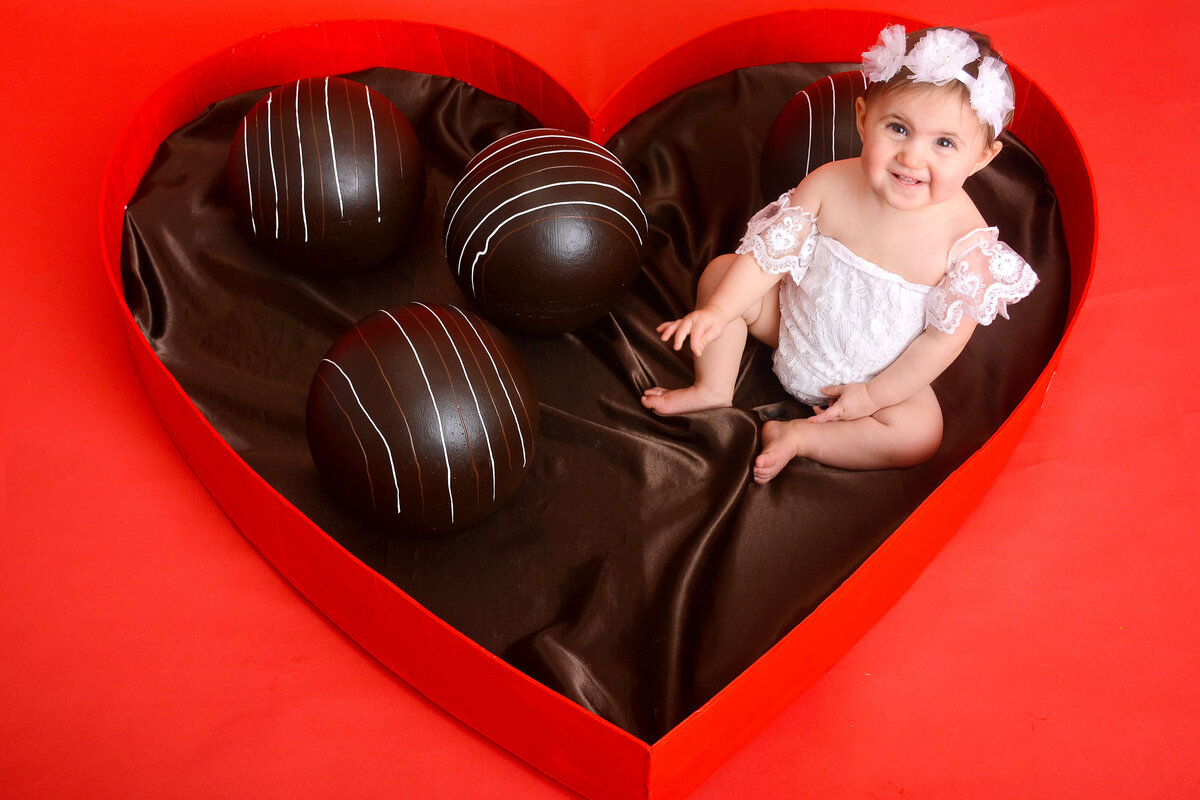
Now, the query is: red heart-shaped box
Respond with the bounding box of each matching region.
[99,10,1094,799]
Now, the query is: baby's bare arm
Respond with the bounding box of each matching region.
[659,252,783,356]
[813,320,977,422]
[661,172,824,356]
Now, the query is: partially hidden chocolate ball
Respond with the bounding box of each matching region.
[443,128,647,334]
[228,76,426,274]
[306,302,539,534]
[760,71,868,202]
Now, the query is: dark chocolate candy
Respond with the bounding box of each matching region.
[443,128,647,334]
[228,76,426,274]
[759,71,868,201]
[306,302,539,534]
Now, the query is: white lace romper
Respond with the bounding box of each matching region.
[735,190,1039,406]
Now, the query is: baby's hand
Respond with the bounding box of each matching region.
[809,383,879,423]
[656,305,729,356]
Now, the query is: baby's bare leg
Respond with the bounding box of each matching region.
[753,386,943,482]
[643,254,778,415]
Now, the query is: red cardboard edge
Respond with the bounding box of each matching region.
[97,12,1096,800]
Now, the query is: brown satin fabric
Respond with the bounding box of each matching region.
[122,64,1069,742]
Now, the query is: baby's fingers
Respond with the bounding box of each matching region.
[809,403,838,423]
[657,319,684,345]
[689,326,713,356]
[670,320,695,351]
[808,387,844,423]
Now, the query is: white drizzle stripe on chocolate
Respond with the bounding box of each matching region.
[453,179,645,270]
[266,95,280,239]
[457,188,645,293]
[446,312,512,467]
[828,75,837,162]
[278,89,291,241]
[305,80,327,240]
[444,148,644,251]
[242,125,256,235]
[787,71,870,184]
[365,86,381,222]
[417,303,497,501]
[804,90,813,178]
[320,357,401,513]
[452,307,528,468]
[324,78,345,217]
[858,70,868,152]
[408,309,483,508]
[316,372,375,510]
[381,309,455,525]
[295,81,308,242]
[355,327,424,514]
[453,130,629,199]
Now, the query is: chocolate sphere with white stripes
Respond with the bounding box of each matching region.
[760,71,869,201]
[443,128,647,334]
[228,76,425,274]
[306,303,539,534]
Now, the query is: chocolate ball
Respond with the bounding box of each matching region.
[228,76,426,274]
[760,71,868,201]
[443,128,647,334]
[306,302,539,534]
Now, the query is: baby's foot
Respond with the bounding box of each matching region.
[753,419,804,484]
[641,384,730,415]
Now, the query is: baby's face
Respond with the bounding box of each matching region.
[855,84,1000,212]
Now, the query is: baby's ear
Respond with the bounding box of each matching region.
[855,96,867,137]
[972,138,1003,175]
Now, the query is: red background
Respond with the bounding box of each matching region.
[3,1,1197,797]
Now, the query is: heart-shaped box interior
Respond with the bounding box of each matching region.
[100,10,1094,800]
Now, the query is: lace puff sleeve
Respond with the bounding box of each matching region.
[926,228,1039,334]
[734,191,818,280]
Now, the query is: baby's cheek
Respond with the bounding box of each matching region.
[930,169,969,202]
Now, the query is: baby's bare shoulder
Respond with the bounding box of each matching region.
[944,192,993,243]
[793,159,859,215]
[799,159,857,189]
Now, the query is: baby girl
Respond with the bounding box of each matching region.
[642,25,1039,483]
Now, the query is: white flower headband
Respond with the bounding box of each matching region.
[861,25,1015,138]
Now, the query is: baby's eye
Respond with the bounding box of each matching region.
[935,136,957,149]
[886,121,907,135]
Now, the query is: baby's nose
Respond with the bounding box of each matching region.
[896,146,923,168]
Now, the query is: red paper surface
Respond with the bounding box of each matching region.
[3,1,1199,798]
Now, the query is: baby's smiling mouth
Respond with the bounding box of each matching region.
[892,172,923,186]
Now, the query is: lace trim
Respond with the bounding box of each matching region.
[927,235,1038,333]
[734,191,818,279]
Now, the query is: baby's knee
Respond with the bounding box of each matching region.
[697,253,738,298]
[896,405,943,467]
[902,424,942,466]
[881,392,943,467]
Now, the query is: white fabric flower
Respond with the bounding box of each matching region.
[861,24,909,83]
[860,24,1015,136]
[968,56,1015,137]
[906,28,979,86]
